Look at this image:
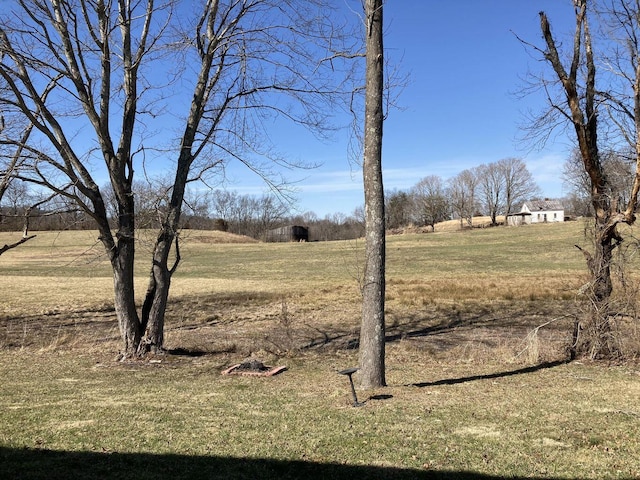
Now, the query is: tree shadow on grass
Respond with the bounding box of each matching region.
[410,359,570,388]
[303,302,575,353]
[385,312,491,344]
[303,310,495,352]
[0,446,598,480]
[385,303,573,344]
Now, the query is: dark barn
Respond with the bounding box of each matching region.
[265,225,309,242]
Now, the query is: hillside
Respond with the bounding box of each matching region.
[179,229,259,244]
[1,220,640,479]
[0,220,610,358]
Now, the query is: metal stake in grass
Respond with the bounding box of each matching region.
[338,367,364,407]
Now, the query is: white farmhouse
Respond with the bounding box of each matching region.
[508,199,565,225]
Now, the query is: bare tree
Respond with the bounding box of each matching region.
[476,158,539,226]
[254,195,289,239]
[385,189,412,230]
[358,0,386,389]
[601,151,635,207]
[563,148,633,218]
[562,149,593,216]
[210,190,239,226]
[447,168,479,228]
[529,0,640,358]
[411,175,449,231]
[498,157,540,217]
[0,112,39,254]
[0,0,357,356]
[2,180,28,216]
[0,179,37,253]
[208,190,289,238]
[477,162,505,226]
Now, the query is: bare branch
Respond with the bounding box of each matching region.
[0,234,37,256]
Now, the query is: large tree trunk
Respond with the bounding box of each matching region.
[138,166,188,354]
[358,0,386,389]
[573,220,619,359]
[139,228,176,354]
[539,4,622,359]
[96,195,142,357]
[112,241,142,356]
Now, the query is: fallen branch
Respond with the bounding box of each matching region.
[0,234,37,256]
[514,315,571,361]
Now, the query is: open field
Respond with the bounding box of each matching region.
[1,221,640,479]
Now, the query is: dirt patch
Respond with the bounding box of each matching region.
[0,307,120,352]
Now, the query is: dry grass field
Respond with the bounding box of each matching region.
[1,220,640,479]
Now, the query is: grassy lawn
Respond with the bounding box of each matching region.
[1,221,640,479]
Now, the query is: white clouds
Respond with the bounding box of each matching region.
[524,153,566,197]
[293,151,568,216]
[297,169,362,193]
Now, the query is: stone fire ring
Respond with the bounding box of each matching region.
[221,364,288,377]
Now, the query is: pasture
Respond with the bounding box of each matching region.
[1,221,640,479]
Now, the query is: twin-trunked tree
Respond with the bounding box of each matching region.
[0,0,359,357]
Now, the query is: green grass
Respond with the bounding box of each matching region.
[1,221,640,479]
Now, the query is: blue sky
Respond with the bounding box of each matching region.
[227,1,579,218]
[2,1,580,218]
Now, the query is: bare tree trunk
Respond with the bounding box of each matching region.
[574,225,619,358]
[139,223,182,354]
[139,164,188,354]
[358,0,386,389]
[539,3,620,359]
[100,197,142,357]
[112,244,142,356]
[138,231,174,354]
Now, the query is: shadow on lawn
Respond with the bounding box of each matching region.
[304,302,574,353]
[410,359,569,388]
[0,446,594,480]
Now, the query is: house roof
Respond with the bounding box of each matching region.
[523,199,564,211]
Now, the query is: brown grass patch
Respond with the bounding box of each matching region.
[2,224,640,479]
[179,230,259,244]
[387,216,506,235]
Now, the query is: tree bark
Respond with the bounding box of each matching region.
[112,242,142,356]
[139,219,183,354]
[138,230,174,354]
[539,3,620,359]
[139,161,188,354]
[99,191,142,358]
[358,0,386,389]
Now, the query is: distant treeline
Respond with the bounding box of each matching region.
[3,152,602,242]
[0,204,365,242]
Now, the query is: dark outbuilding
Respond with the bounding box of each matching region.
[265,225,309,242]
